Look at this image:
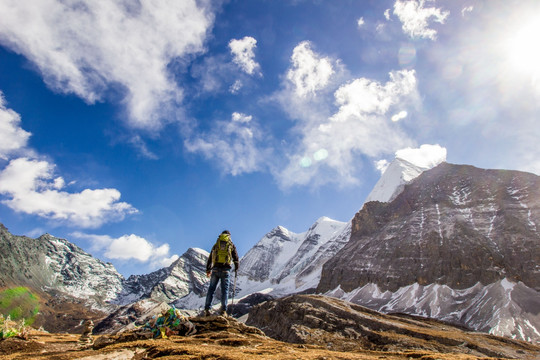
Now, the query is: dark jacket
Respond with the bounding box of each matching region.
[206,240,239,272]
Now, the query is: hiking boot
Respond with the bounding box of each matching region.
[219,308,227,317]
[204,309,210,317]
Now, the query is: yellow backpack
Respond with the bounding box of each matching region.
[212,233,232,265]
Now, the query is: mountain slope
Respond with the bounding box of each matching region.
[0,224,123,311]
[318,162,540,342]
[246,294,540,357]
[237,217,350,297]
[116,247,209,305]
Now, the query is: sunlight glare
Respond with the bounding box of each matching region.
[506,17,540,76]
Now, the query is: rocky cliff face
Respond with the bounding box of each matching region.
[116,247,209,305]
[317,162,540,342]
[0,224,123,311]
[318,163,540,293]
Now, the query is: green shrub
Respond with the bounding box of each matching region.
[0,287,40,326]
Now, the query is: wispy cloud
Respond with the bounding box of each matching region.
[461,6,474,18]
[71,232,178,269]
[0,0,213,131]
[185,112,269,176]
[127,135,159,160]
[393,0,449,40]
[0,93,31,160]
[229,36,261,76]
[278,69,419,188]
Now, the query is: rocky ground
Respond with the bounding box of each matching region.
[1,295,540,359]
[0,318,524,360]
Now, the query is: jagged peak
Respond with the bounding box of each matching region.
[367,145,447,204]
[185,247,209,256]
[266,225,292,239]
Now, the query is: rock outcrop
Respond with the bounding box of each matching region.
[246,294,540,358]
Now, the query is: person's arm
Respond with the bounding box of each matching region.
[231,243,239,273]
[206,246,214,276]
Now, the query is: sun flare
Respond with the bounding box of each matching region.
[505,17,540,76]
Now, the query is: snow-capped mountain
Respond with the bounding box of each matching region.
[0,224,124,312]
[327,279,540,344]
[236,216,350,297]
[319,162,540,343]
[116,247,208,305]
[172,216,351,309]
[366,148,445,203]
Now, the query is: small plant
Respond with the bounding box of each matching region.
[0,315,29,340]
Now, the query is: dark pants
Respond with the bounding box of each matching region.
[205,269,230,311]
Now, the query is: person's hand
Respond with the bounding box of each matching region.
[206,271,211,278]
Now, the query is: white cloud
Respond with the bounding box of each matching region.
[0,157,137,228]
[357,17,365,28]
[0,93,31,160]
[0,0,213,131]
[393,0,449,40]
[229,80,243,94]
[229,36,261,76]
[128,135,158,160]
[461,6,474,17]
[190,54,238,95]
[384,9,392,21]
[375,159,390,174]
[286,41,335,98]
[391,110,408,122]
[185,112,268,176]
[278,69,419,187]
[395,144,447,168]
[72,232,178,268]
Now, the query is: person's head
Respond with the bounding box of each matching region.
[221,230,230,235]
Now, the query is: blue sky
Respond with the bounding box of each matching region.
[1,0,539,276]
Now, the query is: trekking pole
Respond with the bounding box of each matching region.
[231,271,238,313]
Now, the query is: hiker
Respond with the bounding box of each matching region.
[204,230,239,316]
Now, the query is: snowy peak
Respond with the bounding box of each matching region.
[238,217,350,296]
[117,247,209,305]
[366,157,441,203]
[306,216,348,240]
[239,225,303,282]
[367,145,447,203]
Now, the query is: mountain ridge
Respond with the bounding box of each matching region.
[1,161,539,344]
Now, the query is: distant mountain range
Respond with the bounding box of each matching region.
[1,158,539,344]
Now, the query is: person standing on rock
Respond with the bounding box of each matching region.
[204,230,239,316]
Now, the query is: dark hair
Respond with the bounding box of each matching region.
[221,230,230,235]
